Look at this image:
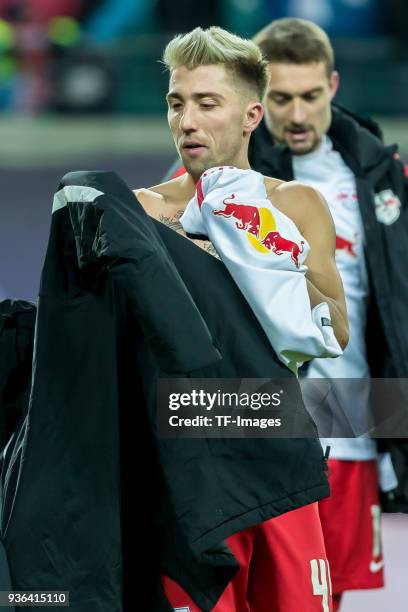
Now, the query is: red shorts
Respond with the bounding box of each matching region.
[318,459,384,593]
[162,502,333,612]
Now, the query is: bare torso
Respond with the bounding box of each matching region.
[134,169,349,349]
[134,173,304,257]
[136,179,219,257]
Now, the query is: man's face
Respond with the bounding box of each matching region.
[263,61,339,155]
[167,64,258,180]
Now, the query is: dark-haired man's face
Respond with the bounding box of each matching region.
[263,61,338,155]
[167,64,263,181]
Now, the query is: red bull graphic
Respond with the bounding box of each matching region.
[213,195,261,237]
[212,196,305,267]
[261,231,304,268]
[337,191,357,201]
[336,190,358,210]
[335,234,357,257]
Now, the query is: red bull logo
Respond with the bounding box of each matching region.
[213,196,260,237]
[261,232,304,268]
[335,234,357,257]
[336,190,358,210]
[337,191,357,201]
[212,195,305,268]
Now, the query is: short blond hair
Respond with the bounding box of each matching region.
[253,18,334,78]
[162,26,268,100]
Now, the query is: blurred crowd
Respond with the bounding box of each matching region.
[0,0,406,114]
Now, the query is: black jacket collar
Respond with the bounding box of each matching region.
[249,105,394,180]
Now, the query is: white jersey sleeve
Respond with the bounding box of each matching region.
[180,166,342,374]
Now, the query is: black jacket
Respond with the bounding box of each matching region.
[0,171,328,611]
[0,300,35,603]
[0,300,36,454]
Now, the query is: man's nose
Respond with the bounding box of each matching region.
[289,98,307,124]
[179,104,198,132]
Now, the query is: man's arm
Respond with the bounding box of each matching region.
[273,183,349,350]
[302,187,349,350]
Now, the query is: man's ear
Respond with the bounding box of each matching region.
[329,71,340,100]
[243,101,264,135]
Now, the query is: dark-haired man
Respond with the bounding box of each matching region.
[252,18,408,611]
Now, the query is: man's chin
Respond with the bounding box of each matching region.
[182,158,216,178]
[286,136,319,156]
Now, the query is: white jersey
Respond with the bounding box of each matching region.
[180,165,342,374]
[293,136,376,460]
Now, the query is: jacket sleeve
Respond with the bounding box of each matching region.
[393,153,408,219]
[53,171,221,374]
[0,300,36,454]
[380,440,408,512]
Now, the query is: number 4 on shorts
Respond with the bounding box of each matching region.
[311,558,332,612]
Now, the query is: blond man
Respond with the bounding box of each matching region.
[136,26,348,611]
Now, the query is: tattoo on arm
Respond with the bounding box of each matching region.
[203,242,220,258]
[158,210,184,232]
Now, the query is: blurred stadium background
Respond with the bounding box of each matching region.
[0,2,407,608]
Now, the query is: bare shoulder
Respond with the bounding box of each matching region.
[133,175,192,218]
[134,186,164,199]
[263,176,285,192]
[133,180,171,207]
[269,179,334,235]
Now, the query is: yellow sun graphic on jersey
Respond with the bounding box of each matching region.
[247,207,277,253]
